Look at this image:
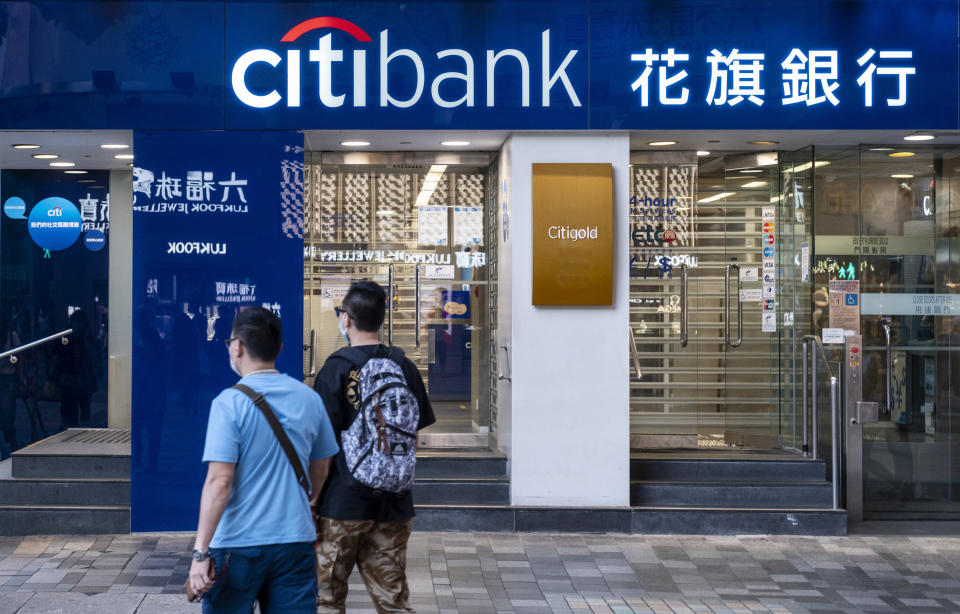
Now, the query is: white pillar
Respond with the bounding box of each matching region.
[108,170,133,430]
[503,134,630,507]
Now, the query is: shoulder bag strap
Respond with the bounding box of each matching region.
[231,384,310,496]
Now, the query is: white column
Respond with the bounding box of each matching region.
[108,170,133,430]
[504,134,631,507]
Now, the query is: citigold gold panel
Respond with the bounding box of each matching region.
[532,163,613,306]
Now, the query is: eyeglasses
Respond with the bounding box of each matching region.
[224,336,241,348]
[334,306,350,319]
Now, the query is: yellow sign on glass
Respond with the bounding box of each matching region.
[532,163,613,306]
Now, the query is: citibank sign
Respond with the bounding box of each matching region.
[231,17,582,110]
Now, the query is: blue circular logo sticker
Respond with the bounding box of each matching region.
[83,229,106,252]
[3,196,27,219]
[27,197,82,251]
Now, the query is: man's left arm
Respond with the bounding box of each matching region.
[188,461,235,594]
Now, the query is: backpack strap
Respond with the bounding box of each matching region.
[336,346,372,369]
[231,384,310,496]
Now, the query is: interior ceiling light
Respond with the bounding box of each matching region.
[869,147,895,151]
[698,191,735,203]
[747,140,779,145]
[77,179,96,182]
[891,174,914,178]
[904,134,934,141]
[696,151,710,156]
[739,169,762,173]
[32,153,59,159]
[888,151,916,158]
[12,144,40,149]
[415,164,447,206]
[115,154,134,160]
[50,161,75,167]
[64,170,88,174]
[782,160,832,174]
[441,140,470,146]
[100,143,129,149]
[340,140,370,147]
[742,181,768,188]
[647,141,676,146]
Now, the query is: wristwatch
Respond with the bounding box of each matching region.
[192,549,210,562]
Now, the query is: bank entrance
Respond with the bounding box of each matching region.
[629,149,814,452]
[301,150,500,452]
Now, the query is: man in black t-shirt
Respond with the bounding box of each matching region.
[313,281,435,614]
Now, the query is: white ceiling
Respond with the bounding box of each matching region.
[0,129,957,170]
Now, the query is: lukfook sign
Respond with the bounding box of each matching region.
[231,17,581,109]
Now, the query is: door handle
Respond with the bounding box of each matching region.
[725,264,742,348]
[679,263,688,348]
[415,263,421,349]
[884,323,892,413]
[309,329,316,377]
[387,263,394,346]
[497,344,512,381]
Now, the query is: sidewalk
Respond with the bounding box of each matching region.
[1,525,959,613]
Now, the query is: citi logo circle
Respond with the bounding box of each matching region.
[231,17,581,110]
[27,197,82,251]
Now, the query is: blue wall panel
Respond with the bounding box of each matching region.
[130,130,303,531]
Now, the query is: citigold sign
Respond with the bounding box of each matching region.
[532,163,613,305]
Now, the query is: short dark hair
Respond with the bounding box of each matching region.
[342,281,386,332]
[231,307,282,361]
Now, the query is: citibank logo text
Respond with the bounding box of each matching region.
[167,242,228,255]
[231,17,581,109]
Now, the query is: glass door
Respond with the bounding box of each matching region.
[812,145,959,518]
[713,154,782,448]
[629,151,790,451]
[303,158,493,449]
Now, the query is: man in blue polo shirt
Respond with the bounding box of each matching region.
[188,307,338,613]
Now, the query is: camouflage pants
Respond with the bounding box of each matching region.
[316,517,415,614]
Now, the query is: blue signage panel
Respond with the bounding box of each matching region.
[223,0,588,129]
[588,0,959,129]
[131,130,304,531]
[0,1,957,129]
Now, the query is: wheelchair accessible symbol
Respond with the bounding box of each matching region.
[845,293,858,306]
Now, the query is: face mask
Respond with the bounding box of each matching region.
[338,314,350,345]
[228,340,241,376]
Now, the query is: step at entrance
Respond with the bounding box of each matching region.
[630,453,846,535]
[413,451,509,521]
[0,429,131,535]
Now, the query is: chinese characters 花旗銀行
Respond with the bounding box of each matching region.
[630,48,914,108]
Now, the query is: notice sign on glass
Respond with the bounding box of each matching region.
[532,163,613,305]
[829,279,860,333]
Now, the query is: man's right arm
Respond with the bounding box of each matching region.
[308,458,331,505]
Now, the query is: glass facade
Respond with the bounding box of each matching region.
[629,151,812,451]
[0,169,111,459]
[302,156,497,446]
[814,146,960,517]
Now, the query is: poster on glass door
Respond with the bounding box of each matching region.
[453,206,484,246]
[417,206,448,246]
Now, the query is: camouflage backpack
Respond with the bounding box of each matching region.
[338,346,420,495]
